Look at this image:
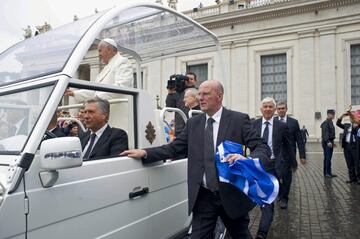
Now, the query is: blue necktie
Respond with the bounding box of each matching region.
[262,122,270,144]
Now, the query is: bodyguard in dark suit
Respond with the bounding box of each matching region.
[321,109,336,178]
[336,112,360,184]
[253,97,296,239]
[276,101,306,209]
[80,98,128,161]
[300,125,309,144]
[123,80,270,239]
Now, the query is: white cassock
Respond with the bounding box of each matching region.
[72,53,133,102]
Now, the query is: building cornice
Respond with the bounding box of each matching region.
[318,26,337,36]
[197,0,360,29]
[297,29,316,39]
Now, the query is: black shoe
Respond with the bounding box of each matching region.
[356,181,360,185]
[346,180,356,183]
[331,174,337,178]
[280,200,288,209]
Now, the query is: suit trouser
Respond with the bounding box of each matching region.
[343,143,360,181]
[280,169,292,202]
[322,141,334,176]
[192,186,252,239]
[257,203,274,237]
[257,169,278,237]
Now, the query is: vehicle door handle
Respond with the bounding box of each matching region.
[129,187,149,199]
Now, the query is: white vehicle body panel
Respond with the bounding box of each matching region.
[0,3,220,238]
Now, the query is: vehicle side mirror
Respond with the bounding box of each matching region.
[40,137,83,170]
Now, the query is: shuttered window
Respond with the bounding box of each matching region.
[351,44,360,105]
[261,53,287,102]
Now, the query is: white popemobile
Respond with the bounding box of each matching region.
[0,3,221,239]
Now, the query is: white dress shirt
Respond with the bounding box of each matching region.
[279,115,287,123]
[83,123,108,155]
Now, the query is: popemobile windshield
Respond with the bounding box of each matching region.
[0,3,221,239]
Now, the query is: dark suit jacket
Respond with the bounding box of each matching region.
[321,119,335,143]
[276,116,306,159]
[336,118,358,148]
[253,118,296,177]
[43,126,66,141]
[145,108,271,219]
[80,125,128,160]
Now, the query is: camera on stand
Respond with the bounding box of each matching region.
[167,74,189,93]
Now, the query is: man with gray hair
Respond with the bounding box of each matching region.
[183,88,200,111]
[65,38,133,102]
[79,97,128,160]
[252,97,296,239]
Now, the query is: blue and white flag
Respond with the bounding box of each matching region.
[216,140,279,206]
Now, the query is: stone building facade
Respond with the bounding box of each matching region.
[79,0,360,140]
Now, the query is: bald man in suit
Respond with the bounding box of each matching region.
[123,80,271,239]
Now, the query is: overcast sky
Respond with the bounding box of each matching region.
[0,0,216,53]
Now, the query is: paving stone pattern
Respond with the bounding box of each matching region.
[249,152,360,239]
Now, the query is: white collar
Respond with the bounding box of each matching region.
[279,115,287,122]
[90,123,108,138]
[206,106,223,124]
[262,117,274,125]
[107,52,119,66]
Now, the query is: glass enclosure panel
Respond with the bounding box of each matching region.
[0,84,55,154]
[99,6,217,61]
[0,12,104,87]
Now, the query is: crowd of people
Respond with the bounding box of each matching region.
[123,78,312,239]
[320,107,360,184]
[4,36,359,239]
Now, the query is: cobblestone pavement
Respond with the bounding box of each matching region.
[249,152,360,239]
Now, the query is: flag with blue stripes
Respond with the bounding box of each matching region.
[216,140,279,206]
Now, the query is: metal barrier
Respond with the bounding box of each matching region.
[160,107,188,124]
[188,109,203,118]
[57,98,129,110]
